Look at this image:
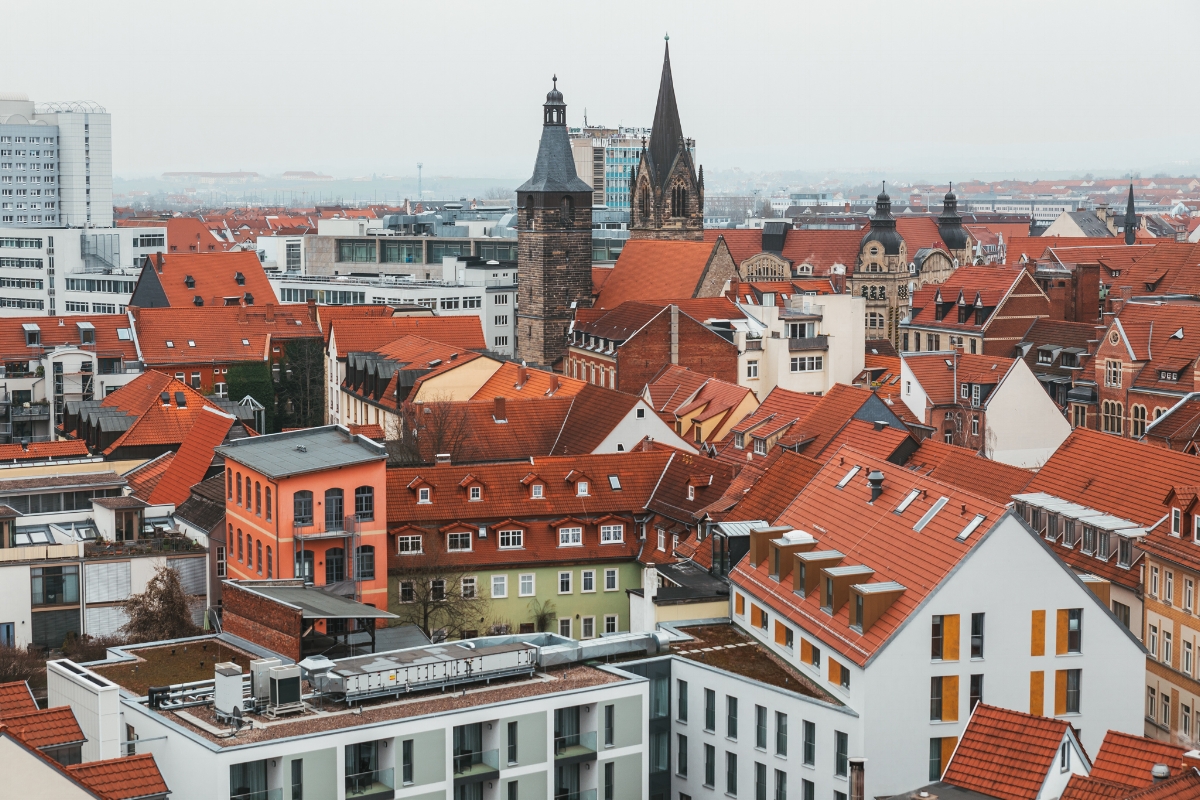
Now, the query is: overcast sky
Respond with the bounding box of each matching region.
[4,0,1199,182]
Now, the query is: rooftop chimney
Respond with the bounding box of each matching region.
[265,303,275,322]
[155,252,164,273]
[548,375,560,395]
[1151,764,1170,783]
[867,470,885,503]
[493,396,507,423]
[435,453,451,465]
[516,365,528,388]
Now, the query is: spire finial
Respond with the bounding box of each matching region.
[552,74,557,88]
[665,32,669,41]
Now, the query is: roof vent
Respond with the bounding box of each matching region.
[294,444,307,453]
[234,272,246,285]
[435,453,451,464]
[867,470,885,503]
[1151,764,1170,782]
[174,392,187,408]
[873,420,885,432]
[193,295,204,306]
[159,392,170,406]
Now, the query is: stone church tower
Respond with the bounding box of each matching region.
[630,39,704,241]
[515,77,594,368]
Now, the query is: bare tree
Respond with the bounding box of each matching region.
[758,199,776,219]
[0,644,45,685]
[389,532,490,640]
[121,565,199,643]
[483,187,515,202]
[386,398,477,466]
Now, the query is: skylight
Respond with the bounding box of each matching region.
[609,475,621,490]
[241,339,250,345]
[188,340,196,347]
[165,340,174,348]
[836,465,861,489]
[913,496,949,532]
[957,514,987,541]
[116,328,131,340]
[895,489,921,514]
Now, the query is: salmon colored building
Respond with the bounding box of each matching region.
[215,426,389,616]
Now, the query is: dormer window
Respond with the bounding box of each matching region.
[234,272,246,286]
[417,487,431,504]
[734,432,745,450]
[469,486,481,501]
[753,438,766,456]
[77,322,95,345]
[184,275,195,288]
[687,485,695,501]
[531,484,544,499]
[1172,508,1182,537]
[577,481,589,497]
[23,325,39,346]
[1038,350,1053,364]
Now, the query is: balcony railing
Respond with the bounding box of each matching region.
[788,335,829,352]
[345,767,394,800]
[85,536,204,559]
[294,515,373,539]
[11,405,50,420]
[230,789,282,800]
[452,748,499,780]
[554,730,597,762]
[554,791,597,800]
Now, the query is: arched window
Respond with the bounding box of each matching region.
[1132,404,1147,437]
[560,195,573,222]
[265,487,272,521]
[254,482,262,516]
[524,195,534,229]
[325,488,345,531]
[246,535,253,569]
[640,187,650,220]
[236,472,242,505]
[256,541,263,575]
[245,477,252,509]
[227,469,233,500]
[1102,401,1125,434]
[266,546,273,579]
[294,491,313,526]
[326,547,345,584]
[355,486,374,521]
[237,529,243,562]
[356,545,375,580]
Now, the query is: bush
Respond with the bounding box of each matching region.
[61,633,128,664]
[0,644,45,686]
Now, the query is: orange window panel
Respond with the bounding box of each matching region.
[1031,610,1046,657]
[1030,670,1045,716]
[801,639,814,664]
[736,593,745,616]
[944,614,960,661]
[940,736,957,774]
[943,675,959,722]
[1056,609,1069,656]
[774,620,788,646]
[1054,670,1067,715]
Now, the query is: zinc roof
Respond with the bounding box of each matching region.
[216,425,386,479]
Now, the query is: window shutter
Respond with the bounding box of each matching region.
[735,594,745,616]
[1030,670,1045,716]
[1054,670,1068,715]
[939,736,958,774]
[944,615,960,661]
[943,675,959,721]
[751,605,763,628]
[829,659,840,686]
[85,605,129,638]
[801,640,813,665]
[168,557,205,596]
[1031,610,1046,656]
[1056,609,1069,656]
[774,621,787,646]
[85,561,131,604]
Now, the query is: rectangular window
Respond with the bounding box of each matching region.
[582,616,595,638]
[971,612,984,658]
[604,763,614,800]
[677,734,688,776]
[605,703,615,746]
[835,731,848,777]
[519,574,534,596]
[604,614,618,634]
[499,529,523,549]
[604,568,619,591]
[755,705,767,750]
[970,674,984,711]
[727,696,738,739]
[216,546,226,578]
[507,721,518,765]
[448,531,471,551]
[789,356,823,372]
[726,752,737,796]
[461,577,476,599]
[558,526,582,546]
[778,713,791,758]
[582,570,595,592]
[491,574,508,598]
[559,571,572,594]
[677,679,689,721]
[1067,608,1082,653]
[931,615,944,659]
[704,744,715,787]
[930,676,943,720]
[705,689,716,731]
[747,360,759,379]
[1186,640,1194,677]
[1065,669,1081,714]
[755,762,766,800]
[802,780,814,800]
[402,739,414,784]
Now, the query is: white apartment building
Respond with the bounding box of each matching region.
[49,626,657,800]
[725,450,1145,798]
[737,293,866,397]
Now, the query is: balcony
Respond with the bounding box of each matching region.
[554,792,597,800]
[788,335,828,352]
[293,516,357,540]
[84,535,204,559]
[554,731,597,765]
[0,543,81,562]
[452,749,499,786]
[345,768,394,800]
[11,404,50,421]
[230,790,282,800]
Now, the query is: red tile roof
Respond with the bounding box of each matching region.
[0,706,86,749]
[818,418,912,463]
[120,215,231,255]
[940,703,1073,800]
[575,298,741,342]
[719,449,823,524]
[901,439,1034,504]
[1089,730,1200,786]
[125,452,174,501]
[145,406,235,505]
[644,366,755,443]
[0,440,90,463]
[330,315,486,355]
[347,423,386,441]
[904,351,1018,407]
[471,362,586,401]
[907,267,1030,332]
[314,305,395,343]
[133,304,320,366]
[98,371,229,456]
[595,239,720,309]
[0,314,138,362]
[1111,302,1200,393]
[132,251,272,308]
[67,753,171,800]
[1060,775,1135,800]
[1125,771,1200,800]
[732,447,1006,666]
[704,228,865,275]
[0,681,37,716]
[775,384,883,454]
[896,216,949,255]
[591,266,614,296]
[1005,236,1126,265]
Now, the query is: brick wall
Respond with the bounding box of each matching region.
[221,582,302,662]
[617,311,739,393]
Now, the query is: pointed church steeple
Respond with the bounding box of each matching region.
[1124,182,1137,245]
[631,37,704,241]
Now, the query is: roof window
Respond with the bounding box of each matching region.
[165,340,174,348]
[174,392,187,408]
[914,496,950,532]
[77,321,95,345]
[243,292,254,304]
[193,296,204,306]
[241,339,250,346]
[187,340,196,347]
[957,514,986,541]
[116,328,131,341]
[895,489,922,514]
[159,392,170,406]
[608,475,621,490]
[234,272,246,285]
[836,465,861,489]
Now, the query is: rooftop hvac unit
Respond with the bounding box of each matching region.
[249,658,281,708]
[266,664,304,717]
[213,662,244,722]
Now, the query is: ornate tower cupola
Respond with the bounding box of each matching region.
[630,36,704,241]
[860,182,904,256]
[515,76,593,368]
[1124,183,1138,246]
[937,183,969,253]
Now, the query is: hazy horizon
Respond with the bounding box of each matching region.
[6,0,1199,182]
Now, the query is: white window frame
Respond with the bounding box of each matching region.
[604,614,618,634]
[499,528,524,549]
[491,574,508,598]
[600,524,624,543]
[604,568,619,591]
[417,487,431,504]
[469,486,482,501]
[559,526,583,547]
[657,529,666,551]
[576,481,589,497]
[582,616,596,639]
[447,531,472,552]
[1173,508,1182,536]
[558,618,572,638]
[746,360,758,379]
[519,573,535,597]
[397,535,422,554]
[582,569,596,593]
[1186,640,1194,677]
[462,576,476,599]
[531,483,544,499]
[559,571,572,594]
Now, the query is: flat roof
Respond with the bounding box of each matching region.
[234,583,398,620]
[215,425,386,479]
[0,471,125,494]
[331,642,535,677]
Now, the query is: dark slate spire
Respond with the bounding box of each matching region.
[646,38,686,191]
[938,182,968,251]
[517,76,592,194]
[1124,182,1137,245]
[861,182,903,255]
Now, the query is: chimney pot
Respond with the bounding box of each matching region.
[867,469,885,503]
[873,420,885,432]
[517,365,528,387]
[548,374,559,394]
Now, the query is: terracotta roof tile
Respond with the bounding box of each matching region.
[1125,770,1200,800]
[0,314,139,362]
[133,305,319,366]
[704,228,864,275]
[125,452,174,501]
[645,449,738,526]
[818,418,912,463]
[575,298,741,342]
[1112,302,1200,393]
[471,362,586,401]
[595,239,719,309]
[0,706,86,749]
[720,450,823,524]
[0,440,90,463]
[907,267,1031,332]
[1089,730,1200,786]
[902,439,1034,504]
[732,447,1007,666]
[1060,774,1134,800]
[347,423,386,441]
[131,251,270,308]
[776,384,881,453]
[551,385,641,456]
[146,406,235,505]
[941,703,1072,800]
[904,351,1018,406]
[101,373,227,456]
[1005,236,1125,265]
[330,315,486,355]
[314,305,394,343]
[67,753,171,800]
[0,681,37,716]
